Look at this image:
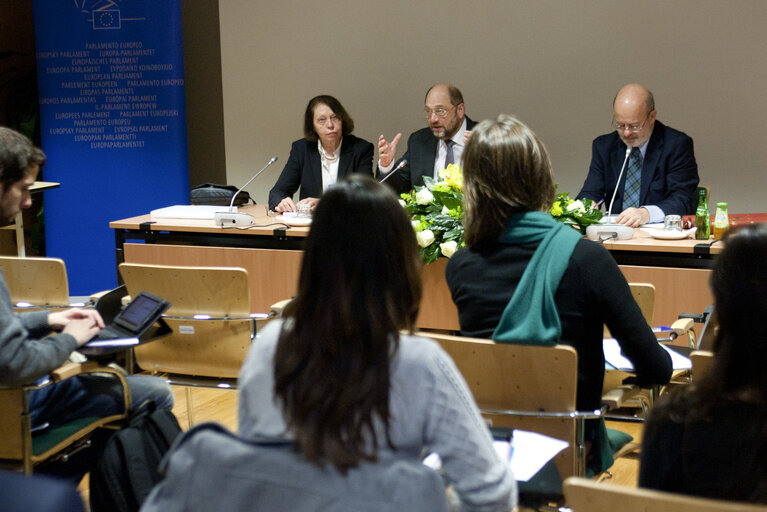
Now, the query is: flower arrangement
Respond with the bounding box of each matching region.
[400,164,465,264]
[401,171,602,264]
[549,189,603,233]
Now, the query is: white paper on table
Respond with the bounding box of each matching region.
[423,430,567,482]
[603,338,692,371]
[509,430,568,482]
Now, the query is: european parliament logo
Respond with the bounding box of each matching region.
[75,0,143,30]
[93,8,121,29]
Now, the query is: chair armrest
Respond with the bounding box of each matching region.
[47,361,132,416]
[269,298,292,317]
[601,385,641,410]
[481,405,607,420]
[49,361,101,382]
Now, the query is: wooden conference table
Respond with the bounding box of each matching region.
[111,205,721,332]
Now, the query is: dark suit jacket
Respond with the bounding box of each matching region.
[577,121,699,216]
[377,117,478,195]
[268,134,374,210]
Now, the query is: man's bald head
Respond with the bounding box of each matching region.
[612,83,657,147]
[614,83,655,115]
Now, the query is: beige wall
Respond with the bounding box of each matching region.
[212,0,767,212]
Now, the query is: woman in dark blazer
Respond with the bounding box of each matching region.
[268,95,374,212]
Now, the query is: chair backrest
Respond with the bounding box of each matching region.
[629,282,655,325]
[690,350,714,382]
[604,283,654,338]
[419,332,579,478]
[0,256,69,307]
[564,477,767,512]
[119,263,253,379]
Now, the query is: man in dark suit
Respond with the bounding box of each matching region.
[377,84,477,194]
[578,83,699,227]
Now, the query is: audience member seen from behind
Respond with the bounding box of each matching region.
[0,127,173,481]
[640,224,767,503]
[241,174,516,510]
[445,114,672,474]
[268,95,374,213]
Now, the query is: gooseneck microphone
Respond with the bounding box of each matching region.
[586,146,635,241]
[379,159,408,183]
[606,147,633,220]
[214,156,278,227]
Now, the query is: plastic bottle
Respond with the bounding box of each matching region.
[694,189,710,240]
[713,202,729,239]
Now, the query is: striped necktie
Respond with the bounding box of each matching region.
[623,147,642,209]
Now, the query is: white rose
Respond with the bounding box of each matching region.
[441,206,450,215]
[411,220,421,230]
[416,229,435,247]
[440,240,458,258]
[566,200,586,214]
[415,188,435,205]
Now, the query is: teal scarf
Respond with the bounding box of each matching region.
[491,211,581,345]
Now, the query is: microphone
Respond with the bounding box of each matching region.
[379,159,408,183]
[606,147,633,220]
[214,156,278,227]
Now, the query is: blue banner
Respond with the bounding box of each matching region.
[33,0,188,294]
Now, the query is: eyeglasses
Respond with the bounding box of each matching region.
[424,105,456,119]
[612,112,652,133]
[315,115,339,126]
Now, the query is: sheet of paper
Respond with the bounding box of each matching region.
[603,338,691,371]
[509,430,568,482]
[422,430,567,482]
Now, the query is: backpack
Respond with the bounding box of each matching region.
[89,401,183,512]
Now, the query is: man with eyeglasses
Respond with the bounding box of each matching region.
[377,84,477,194]
[578,83,699,227]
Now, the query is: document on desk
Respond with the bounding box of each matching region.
[422,430,567,483]
[603,338,692,371]
[508,430,568,482]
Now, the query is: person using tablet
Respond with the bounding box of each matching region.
[0,127,173,481]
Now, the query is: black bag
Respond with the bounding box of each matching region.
[89,402,183,512]
[190,183,252,206]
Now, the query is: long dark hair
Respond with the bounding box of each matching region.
[702,223,767,400]
[273,174,422,472]
[462,114,555,247]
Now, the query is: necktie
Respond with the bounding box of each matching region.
[623,147,642,209]
[444,139,455,168]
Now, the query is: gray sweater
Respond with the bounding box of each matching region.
[238,319,516,511]
[0,269,77,386]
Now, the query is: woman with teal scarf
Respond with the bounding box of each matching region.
[446,114,672,474]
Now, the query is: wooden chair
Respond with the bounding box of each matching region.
[564,477,767,512]
[118,263,270,427]
[0,362,131,475]
[0,256,80,310]
[418,332,603,478]
[690,350,714,382]
[604,282,654,338]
